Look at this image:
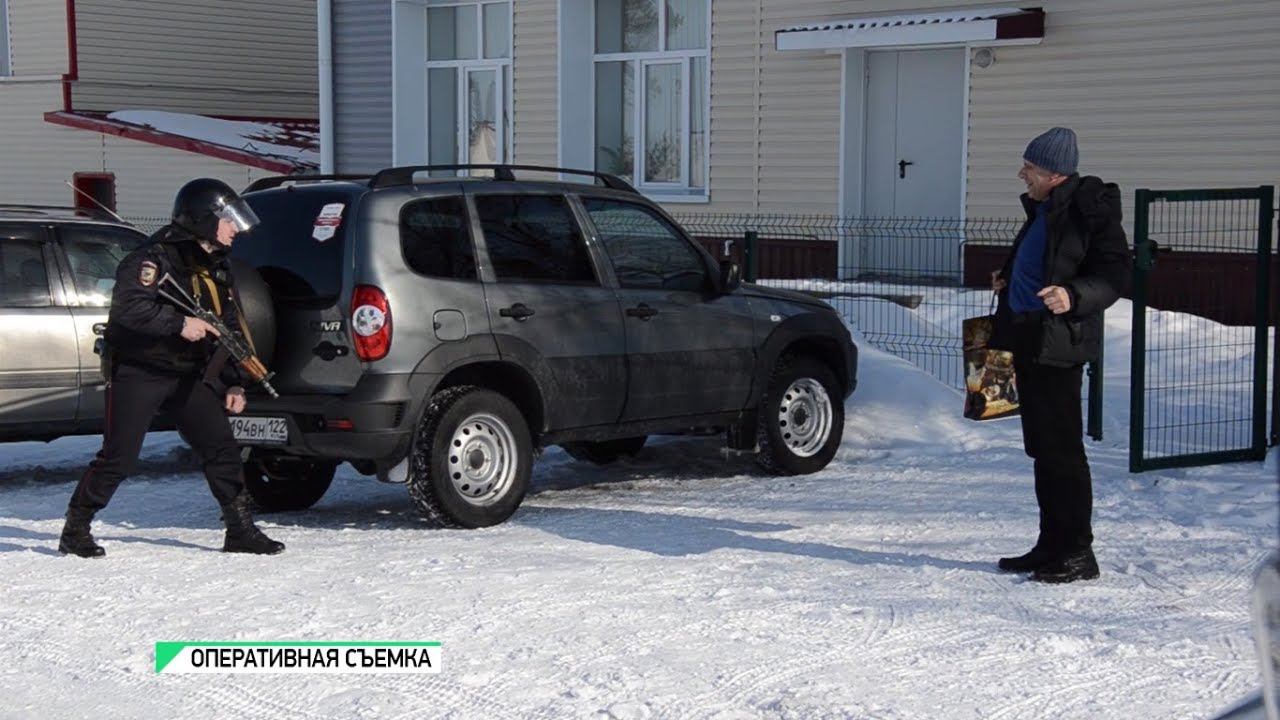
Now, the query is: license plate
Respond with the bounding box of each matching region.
[230,416,289,444]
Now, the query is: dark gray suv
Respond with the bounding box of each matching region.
[232,165,857,527]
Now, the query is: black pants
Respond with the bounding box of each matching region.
[1013,338,1094,556]
[68,362,243,514]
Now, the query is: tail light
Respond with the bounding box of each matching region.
[351,285,391,361]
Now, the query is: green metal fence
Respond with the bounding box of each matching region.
[1129,187,1275,472]
[675,213,1106,441]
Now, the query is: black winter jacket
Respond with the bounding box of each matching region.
[996,174,1132,367]
[104,225,247,387]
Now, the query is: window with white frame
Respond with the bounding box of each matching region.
[0,0,12,77]
[424,0,512,170]
[593,0,709,195]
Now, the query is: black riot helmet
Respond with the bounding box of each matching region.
[171,178,261,241]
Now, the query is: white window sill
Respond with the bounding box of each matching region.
[642,192,710,204]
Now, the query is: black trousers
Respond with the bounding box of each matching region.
[68,362,243,514]
[1013,331,1094,555]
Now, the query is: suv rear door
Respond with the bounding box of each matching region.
[0,223,81,426]
[238,188,365,394]
[578,198,757,422]
[468,191,627,431]
[53,222,147,427]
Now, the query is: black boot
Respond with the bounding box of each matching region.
[221,494,285,555]
[1031,548,1099,584]
[997,545,1053,573]
[59,509,105,558]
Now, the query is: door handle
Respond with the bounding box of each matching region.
[499,303,535,321]
[626,304,659,321]
[92,323,107,336]
[898,159,915,179]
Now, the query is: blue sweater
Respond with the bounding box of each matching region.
[1010,200,1050,313]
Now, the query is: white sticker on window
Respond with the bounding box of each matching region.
[312,203,346,242]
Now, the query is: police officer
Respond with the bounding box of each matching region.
[59,178,285,558]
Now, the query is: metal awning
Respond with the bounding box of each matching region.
[776,7,1044,51]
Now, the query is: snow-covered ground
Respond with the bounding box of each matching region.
[0,297,1274,719]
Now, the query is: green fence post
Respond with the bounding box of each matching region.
[743,230,758,283]
[1129,189,1152,473]
[1087,340,1104,442]
[1253,186,1274,456]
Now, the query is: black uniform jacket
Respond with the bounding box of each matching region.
[104,224,248,390]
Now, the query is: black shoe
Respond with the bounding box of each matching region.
[1031,549,1099,584]
[998,545,1053,573]
[58,509,105,558]
[221,494,285,555]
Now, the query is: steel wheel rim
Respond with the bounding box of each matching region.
[447,413,518,507]
[777,378,834,458]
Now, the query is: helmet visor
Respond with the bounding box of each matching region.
[213,197,261,233]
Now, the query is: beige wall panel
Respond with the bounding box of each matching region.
[7,0,67,76]
[0,83,105,206]
[70,0,317,118]
[101,135,257,218]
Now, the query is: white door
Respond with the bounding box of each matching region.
[862,48,966,277]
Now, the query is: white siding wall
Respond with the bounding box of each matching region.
[71,0,318,118]
[530,0,1279,218]
[333,0,392,173]
[513,0,558,166]
[5,0,66,77]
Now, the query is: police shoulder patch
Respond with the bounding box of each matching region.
[139,260,158,287]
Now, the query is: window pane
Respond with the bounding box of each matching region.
[644,63,682,184]
[595,0,658,53]
[0,238,50,307]
[428,5,478,61]
[238,191,352,302]
[400,196,476,280]
[468,69,500,164]
[483,2,510,59]
[429,68,458,170]
[584,199,706,291]
[60,225,145,306]
[665,0,707,50]
[690,56,707,189]
[475,195,596,284]
[595,61,634,179]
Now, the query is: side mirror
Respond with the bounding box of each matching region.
[719,260,741,294]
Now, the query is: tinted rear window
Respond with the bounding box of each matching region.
[237,191,353,302]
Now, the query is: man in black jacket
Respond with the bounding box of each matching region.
[59,178,284,558]
[992,127,1131,583]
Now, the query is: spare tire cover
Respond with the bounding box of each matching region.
[230,257,277,367]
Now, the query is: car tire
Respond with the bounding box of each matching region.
[229,257,276,367]
[560,436,647,465]
[408,386,533,528]
[243,452,337,512]
[756,355,844,476]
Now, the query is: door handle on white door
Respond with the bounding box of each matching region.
[898,160,915,179]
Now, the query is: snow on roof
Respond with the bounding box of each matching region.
[106,110,319,170]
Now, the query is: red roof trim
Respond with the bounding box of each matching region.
[43,111,300,173]
[62,0,79,111]
[995,8,1045,40]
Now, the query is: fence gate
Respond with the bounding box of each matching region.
[1130,186,1275,472]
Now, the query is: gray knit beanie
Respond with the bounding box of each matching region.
[1023,127,1078,176]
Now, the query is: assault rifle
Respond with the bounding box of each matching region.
[155,272,279,399]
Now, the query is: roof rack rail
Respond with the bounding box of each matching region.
[0,203,116,220]
[243,174,372,193]
[367,164,638,194]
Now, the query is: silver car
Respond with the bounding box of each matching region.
[0,205,147,442]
